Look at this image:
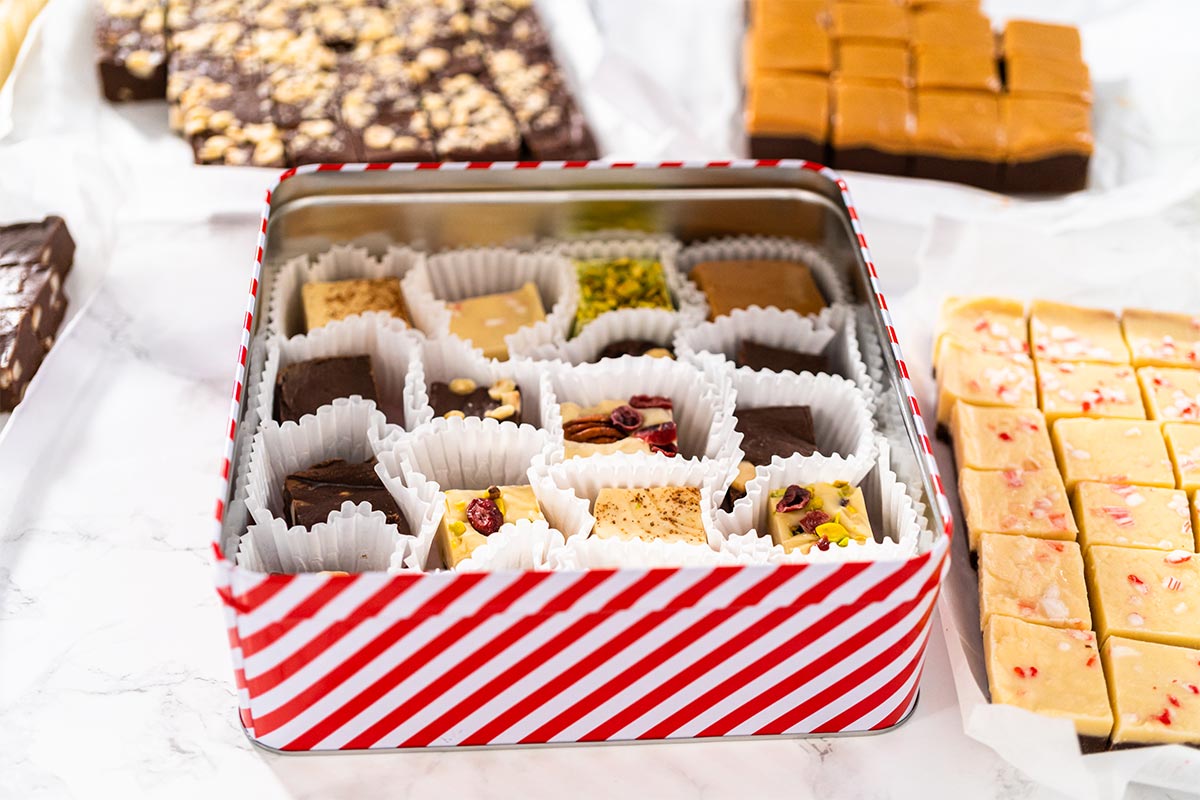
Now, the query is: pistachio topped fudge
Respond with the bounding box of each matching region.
[437,485,545,568]
[573,257,673,333]
[560,395,678,458]
[767,481,874,555]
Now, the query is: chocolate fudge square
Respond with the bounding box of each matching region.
[430,378,522,424]
[423,74,522,162]
[275,355,379,423]
[831,80,912,176]
[0,216,75,284]
[736,405,818,465]
[596,339,674,361]
[284,119,362,166]
[747,71,829,163]
[912,90,1003,190]
[736,340,830,374]
[282,459,409,532]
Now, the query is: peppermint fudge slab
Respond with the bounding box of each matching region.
[1051,418,1174,491]
[1073,482,1195,553]
[959,467,1076,551]
[978,533,1091,630]
[1103,636,1200,745]
[950,403,1056,472]
[1086,546,1200,649]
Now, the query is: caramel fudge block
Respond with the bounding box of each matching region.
[275,355,379,424]
[834,44,909,86]
[593,486,707,545]
[1002,96,1093,194]
[1103,636,1200,745]
[911,90,1002,189]
[1074,482,1194,553]
[950,403,1055,472]
[1052,418,1174,491]
[831,80,912,176]
[97,0,168,102]
[768,481,874,555]
[438,485,545,568]
[1122,309,1200,368]
[959,468,1076,552]
[1002,20,1083,61]
[447,283,546,361]
[283,459,408,532]
[1165,423,1200,492]
[1035,361,1144,424]
[985,616,1112,738]
[978,534,1091,630]
[1087,546,1200,649]
[1140,367,1200,422]
[913,47,1000,93]
[573,258,673,333]
[829,3,910,44]
[935,340,1036,428]
[747,2,832,74]
[561,396,677,458]
[911,8,994,50]
[1030,300,1127,364]
[301,278,408,332]
[746,71,830,162]
[1005,55,1092,104]
[932,296,1027,371]
[690,260,827,319]
[429,377,522,425]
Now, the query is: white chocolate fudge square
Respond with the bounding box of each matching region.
[437,485,545,568]
[1035,360,1144,424]
[1103,636,1200,745]
[1030,300,1128,364]
[1122,308,1200,369]
[447,282,547,361]
[959,468,1077,551]
[1138,367,1200,422]
[593,486,707,545]
[979,533,1091,630]
[1165,423,1200,492]
[950,402,1056,471]
[936,340,1036,428]
[985,615,1112,738]
[1086,545,1200,649]
[1051,418,1174,491]
[1073,482,1194,552]
[933,296,1028,371]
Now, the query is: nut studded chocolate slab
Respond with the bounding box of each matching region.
[96,0,168,102]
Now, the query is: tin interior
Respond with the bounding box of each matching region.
[221,166,943,555]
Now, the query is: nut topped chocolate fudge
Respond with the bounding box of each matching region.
[560,395,678,458]
[429,377,522,424]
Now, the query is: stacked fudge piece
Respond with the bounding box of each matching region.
[96,0,598,166]
[744,0,1094,192]
[0,218,74,411]
[937,296,1200,746]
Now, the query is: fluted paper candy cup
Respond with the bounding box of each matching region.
[376,448,445,573]
[508,307,681,365]
[236,501,415,574]
[674,305,837,378]
[546,534,745,570]
[267,245,425,338]
[454,519,569,572]
[675,234,850,309]
[256,312,421,428]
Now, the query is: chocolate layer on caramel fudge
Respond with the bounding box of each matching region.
[831,79,912,176]
[1002,95,1092,193]
[746,71,829,162]
[275,355,379,424]
[736,340,830,374]
[912,91,1003,190]
[283,458,408,531]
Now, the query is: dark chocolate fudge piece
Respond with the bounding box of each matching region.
[736,340,829,374]
[282,459,409,531]
[735,405,818,466]
[0,216,76,278]
[422,74,522,161]
[596,339,674,361]
[0,264,65,410]
[96,0,168,102]
[429,378,522,424]
[486,48,598,161]
[275,355,379,423]
[284,119,362,166]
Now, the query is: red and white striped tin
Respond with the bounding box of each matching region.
[213,160,953,751]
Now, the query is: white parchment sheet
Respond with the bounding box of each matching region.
[1,0,1199,796]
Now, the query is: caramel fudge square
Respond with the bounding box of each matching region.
[690,259,827,319]
[1030,300,1127,364]
[1074,482,1195,553]
[958,468,1076,551]
[912,47,1000,93]
[829,2,910,43]
[1165,423,1200,492]
[911,90,1003,189]
[932,296,1027,371]
[1087,546,1200,649]
[1103,636,1200,745]
[1035,360,1144,424]
[985,615,1112,739]
[1002,19,1084,61]
[1005,55,1092,104]
[1122,308,1200,368]
[835,44,909,86]
[950,403,1056,472]
[935,340,1036,428]
[745,71,830,162]
[978,533,1091,630]
[1002,96,1094,194]
[912,8,994,50]
[831,80,912,176]
[1052,418,1174,491]
[747,2,832,74]
[1137,367,1200,422]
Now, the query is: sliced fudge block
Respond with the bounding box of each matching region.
[301,277,408,332]
[1074,482,1195,553]
[959,468,1076,551]
[950,403,1056,472]
[447,282,546,361]
[1051,418,1174,491]
[1165,423,1200,492]
[1103,636,1200,746]
[935,340,1036,429]
[97,0,168,102]
[1137,367,1200,422]
[1002,19,1083,61]
[282,459,408,532]
[1122,309,1200,369]
[593,486,706,545]
[746,71,830,162]
[1002,96,1093,193]
[932,296,1027,371]
[1035,360,1144,424]
[978,533,1091,630]
[1087,546,1200,649]
[830,79,912,176]
[275,355,379,423]
[1030,300,1127,364]
[911,90,1003,189]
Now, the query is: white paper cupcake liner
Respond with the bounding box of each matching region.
[455,519,569,572]
[256,312,422,428]
[267,245,425,338]
[675,235,850,310]
[508,307,682,365]
[236,502,415,574]
[376,448,446,573]
[674,305,839,371]
[547,535,744,570]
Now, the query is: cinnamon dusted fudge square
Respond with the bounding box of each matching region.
[301,278,408,332]
[834,43,909,86]
[1052,418,1174,491]
[746,72,830,162]
[282,458,408,532]
[1073,482,1194,553]
[1165,423,1200,492]
[950,403,1056,472]
[690,259,827,319]
[447,282,546,361]
[831,79,912,176]
[959,468,1076,551]
[911,8,994,50]
[935,340,1036,428]
[933,296,1027,371]
[1005,55,1092,104]
[768,481,875,555]
[1002,96,1093,194]
[1122,308,1200,368]
[593,486,707,545]
[911,90,1003,189]
[1035,360,1145,424]
[275,355,379,424]
[978,533,1091,630]
[1103,636,1200,745]
[1087,546,1200,648]
[437,485,545,568]
[829,2,910,44]
[1139,367,1200,422]
[747,1,832,73]
[912,47,1000,93]
[1030,300,1127,364]
[984,615,1112,738]
[1002,20,1083,61]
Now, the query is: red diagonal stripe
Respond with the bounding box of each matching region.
[234,574,295,613]
[873,656,924,730]
[828,629,930,733]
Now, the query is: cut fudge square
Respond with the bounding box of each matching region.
[834,43,909,86]
[437,485,545,568]
[735,405,818,467]
[912,8,994,50]
[950,403,1056,472]
[1035,360,1144,424]
[829,3,910,43]
[978,533,1091,630]
[1052,418,1174,491]
[1002,19,1083,61]
[1074,482,1195,553]
[301,277,409,332]
[282,459,408,532]
[935,339,1036,428]
[283,119,362,166]
[913,46,1000,93]
[593,486,707,545]
[1165,423,1200,492]
[1103,636,1200,746]
[932,296,1027,371]
[1122,308,1200,368]
[275,355,379,423]
[958,468,1076,551]
[831,80,912,176]
[1005,54,1092,104]
[746,71,830,162]
[747,3,832,73]
[429,377,522,424]
[1002,96,1093,194]
[447,282,547,361]
[985,616,1112,738]
[561,397,677,458]
[690,260,827,319]
[767,481,874,555]
[1030,300,1127,364]
[1138,367,1200,422]
[911,90,1003,189]
[1087,546,1200,649]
